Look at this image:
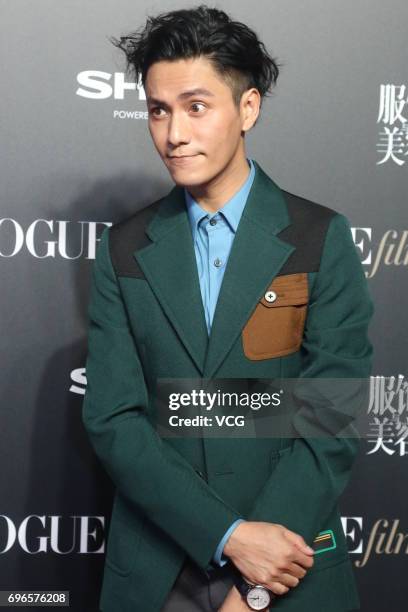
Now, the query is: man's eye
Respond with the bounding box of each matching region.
[150,107,166,117]
[190,102,206,113]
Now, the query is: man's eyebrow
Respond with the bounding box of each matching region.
[147,88,215,105]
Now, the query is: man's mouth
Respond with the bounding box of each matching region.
[168,154,200,158]
[167,153,202,164]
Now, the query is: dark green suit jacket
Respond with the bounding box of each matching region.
[82,160,374,611]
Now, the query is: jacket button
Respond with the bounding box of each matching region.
[264,290,277,303]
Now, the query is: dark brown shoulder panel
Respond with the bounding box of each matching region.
[108,200,161,278]
[277,190,338,275]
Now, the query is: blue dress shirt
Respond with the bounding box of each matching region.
[184,157,255,566]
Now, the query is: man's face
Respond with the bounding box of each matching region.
[145,56,248,188]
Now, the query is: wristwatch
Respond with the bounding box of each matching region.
[231,566,275,610]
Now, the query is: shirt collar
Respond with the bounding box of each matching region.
[184,158,256,241]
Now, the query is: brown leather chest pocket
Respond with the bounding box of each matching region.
[242,272,309,360]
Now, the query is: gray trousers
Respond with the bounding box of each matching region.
[160,558,360,612]
[161,558,236,611]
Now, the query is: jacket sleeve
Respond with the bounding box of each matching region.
[245,212,374,545]
[81,227,243,571]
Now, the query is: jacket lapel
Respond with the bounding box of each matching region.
[134,160,295,377]
[203,162,295,378]
[134,185,209,374]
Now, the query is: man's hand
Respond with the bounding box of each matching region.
[218,585,269,612]
[223,521,315,596]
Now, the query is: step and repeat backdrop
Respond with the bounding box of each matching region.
[1,1,407,610]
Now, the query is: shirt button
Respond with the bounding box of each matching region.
[264,290,277,303]
[214,258,223,268]
[209,218,217,226]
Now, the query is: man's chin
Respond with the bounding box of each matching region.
[167,165,208,188]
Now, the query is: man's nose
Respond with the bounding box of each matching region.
[167,112,191,146]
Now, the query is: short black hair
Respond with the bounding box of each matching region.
[110,4,281,110]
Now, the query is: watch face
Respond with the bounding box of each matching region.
[246,585,271,610]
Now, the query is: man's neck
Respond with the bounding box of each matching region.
[185,154,251,214]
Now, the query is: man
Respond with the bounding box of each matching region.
[82,5,374,611]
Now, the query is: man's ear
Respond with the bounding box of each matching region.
[241,88,261,132]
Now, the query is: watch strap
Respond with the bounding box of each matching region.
[230,563,273,610]
[230,563,250,596]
